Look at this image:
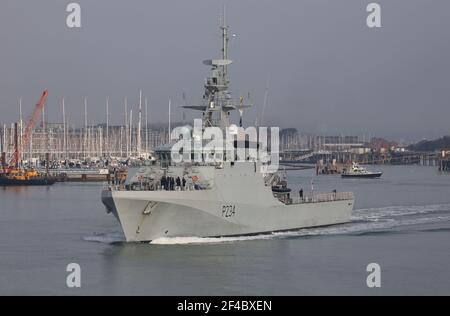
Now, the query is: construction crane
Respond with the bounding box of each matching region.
[7,90,48,171]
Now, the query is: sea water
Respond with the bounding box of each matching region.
[0,165,449,295]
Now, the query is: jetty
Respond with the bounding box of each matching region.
[439,150,450,172]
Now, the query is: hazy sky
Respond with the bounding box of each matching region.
[1,0,449,141]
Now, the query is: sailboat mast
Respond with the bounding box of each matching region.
[124,98,129,157]
[42,103,46,159]
[106,96,109,157]
[84,97,87,159]
[62,97,66,159]
[129,109,133,156]
[145,97,148,155]
[18,98,23,164]
[138,90,142,157]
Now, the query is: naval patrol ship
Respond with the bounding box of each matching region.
[101,19,355,242]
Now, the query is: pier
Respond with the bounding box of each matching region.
[56,169,111,182]
[280,149,444,175]
[440,160,450,171]
[438,151,450,172]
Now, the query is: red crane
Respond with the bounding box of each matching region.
[8,90,48,170]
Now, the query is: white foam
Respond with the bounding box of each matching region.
[150,234,274,245]
[351,203,450,221]
[276,215,450,238]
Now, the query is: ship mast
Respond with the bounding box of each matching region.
[138,91,142,157]
[181,10,251,131]
[221,8,229,77]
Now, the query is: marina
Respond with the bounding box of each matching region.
[1,91,447,183]
[1,93,446,181]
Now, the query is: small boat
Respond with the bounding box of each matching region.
[341,163,382,178]
[0,169,56,186]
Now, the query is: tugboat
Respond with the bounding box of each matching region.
[341,162,382,178]
[0,169,56,186]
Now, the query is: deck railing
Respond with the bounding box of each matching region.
[104,182,210,192]
[289,191,354,205]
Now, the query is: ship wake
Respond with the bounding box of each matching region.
[150,203,450,244]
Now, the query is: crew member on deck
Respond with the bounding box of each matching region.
[182,177,186,190]
[176,177,181,190]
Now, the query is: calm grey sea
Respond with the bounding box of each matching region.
[1,165,449,295]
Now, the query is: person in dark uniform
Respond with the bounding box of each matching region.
[299,188,303,201]
[161,176,166,190]
[182,177,186,190]
[176,177,181,190]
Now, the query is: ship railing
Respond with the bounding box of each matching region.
[103,182,211,192]
[289,191,354,205]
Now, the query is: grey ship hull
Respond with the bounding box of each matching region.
[102,163,354,242]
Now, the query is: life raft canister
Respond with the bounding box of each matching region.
[271,186,291,193]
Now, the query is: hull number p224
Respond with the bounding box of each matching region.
[222,205,236,218]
